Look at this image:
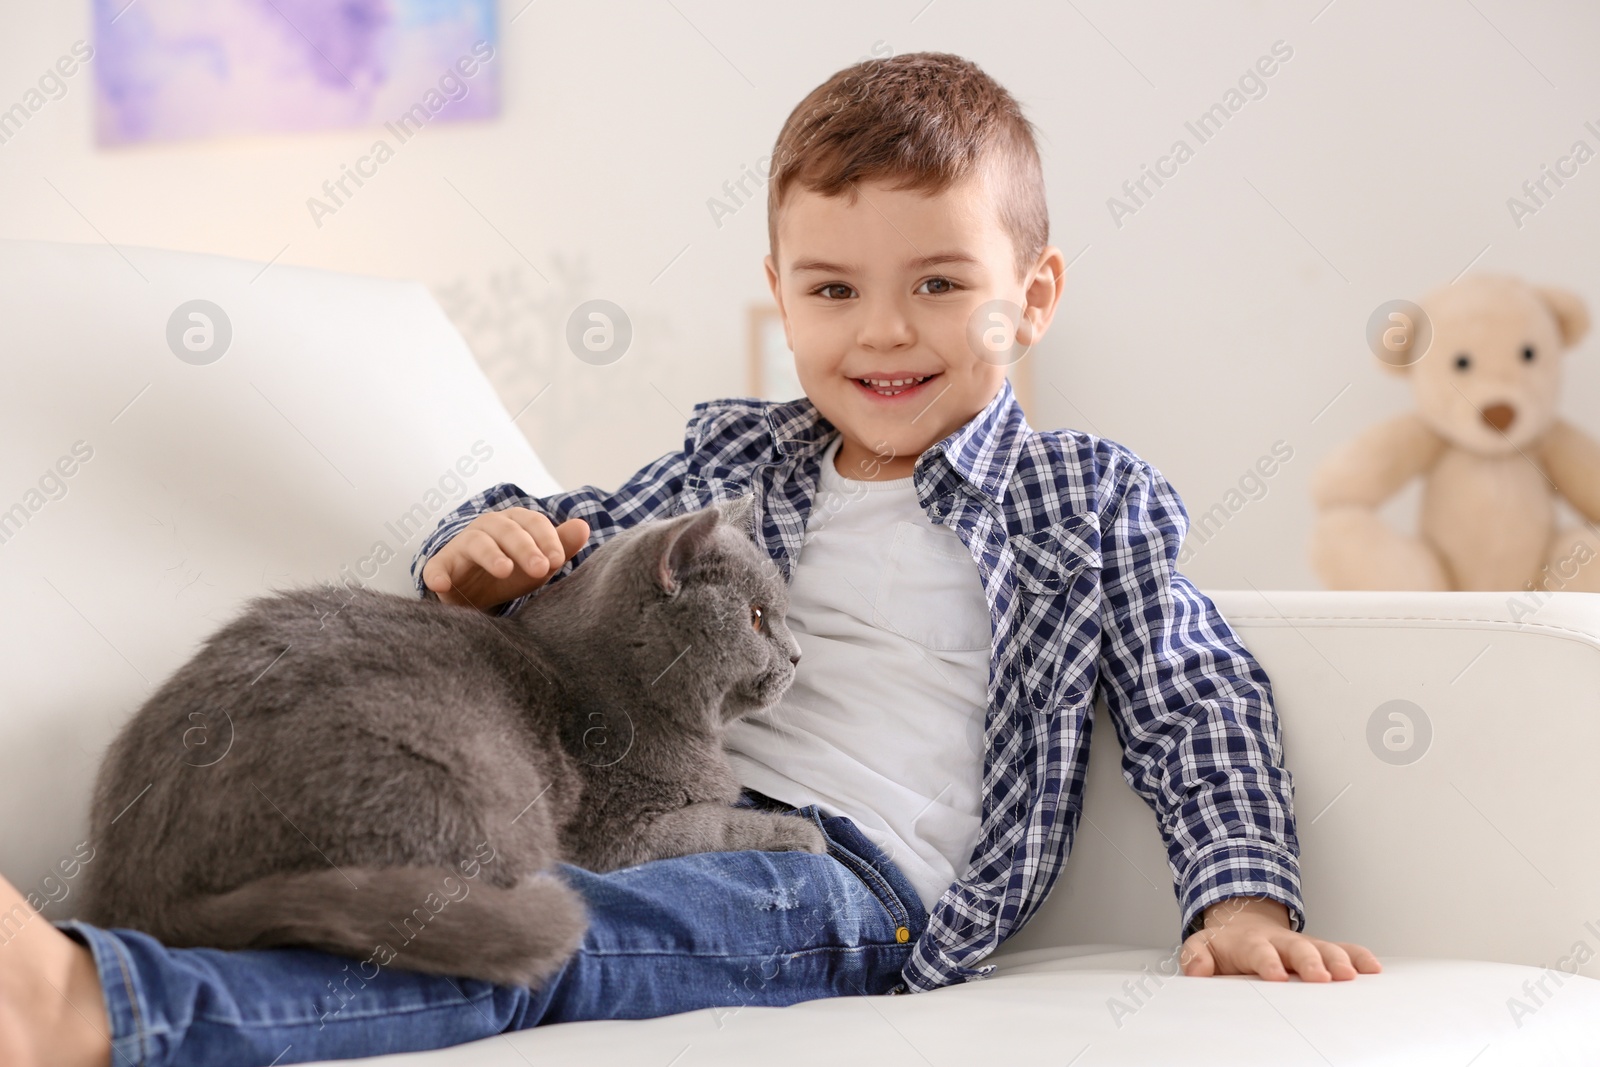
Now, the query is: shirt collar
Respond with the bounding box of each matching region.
[763,377,1030,503]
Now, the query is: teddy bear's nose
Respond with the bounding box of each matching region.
[1481,403,1516,432]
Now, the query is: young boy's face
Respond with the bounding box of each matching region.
[764,171,1063,480]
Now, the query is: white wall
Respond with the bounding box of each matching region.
[3,0,1597,589]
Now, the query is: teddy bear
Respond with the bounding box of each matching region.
[1309,273,1600,593]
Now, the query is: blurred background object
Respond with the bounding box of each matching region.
[90,0,499,147]
[1310,273,1600,594]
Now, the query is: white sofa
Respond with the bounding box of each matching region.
[3,238,1597,1065]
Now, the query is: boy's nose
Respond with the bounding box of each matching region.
[858,301,915,349]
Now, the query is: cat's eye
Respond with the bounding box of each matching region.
[750,605,764,631]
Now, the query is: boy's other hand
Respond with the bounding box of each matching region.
[422,509,590,612]
[1180,897,1382,982]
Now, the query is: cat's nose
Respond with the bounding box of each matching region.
[788,650,801,667]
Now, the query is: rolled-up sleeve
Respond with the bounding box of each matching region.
[1094,459,1304,942]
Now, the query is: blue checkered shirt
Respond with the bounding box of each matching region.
[410,379,1304,993]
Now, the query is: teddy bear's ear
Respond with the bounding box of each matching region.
[1536,286,1590,348]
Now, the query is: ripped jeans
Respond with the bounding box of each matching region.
[55,788,929,1067]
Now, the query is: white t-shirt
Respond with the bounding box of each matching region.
[724,437,991,913]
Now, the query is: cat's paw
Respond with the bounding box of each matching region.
[758,815,828,855]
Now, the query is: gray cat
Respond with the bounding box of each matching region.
[79,500,825,987]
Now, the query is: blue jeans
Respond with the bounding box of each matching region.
[56,788,927,1067]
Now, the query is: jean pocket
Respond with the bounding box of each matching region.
[804,809,915,938]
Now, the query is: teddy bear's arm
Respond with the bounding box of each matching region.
[1311,412,1446,509]
[1535,418,1600,524]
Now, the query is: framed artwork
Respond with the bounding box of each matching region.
[92,0,500,147]
[746,303,1034,415]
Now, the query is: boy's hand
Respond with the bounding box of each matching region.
[1180,897,1382,981]
[422,509,590,612]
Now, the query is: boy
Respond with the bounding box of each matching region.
[0,51,1377,1067]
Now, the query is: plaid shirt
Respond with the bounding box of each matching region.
[410,379,1304,993]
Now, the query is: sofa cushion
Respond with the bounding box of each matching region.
[0,238,558,910]
[355,946,1600,1066]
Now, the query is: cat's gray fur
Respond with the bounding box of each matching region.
[79,499,825,987]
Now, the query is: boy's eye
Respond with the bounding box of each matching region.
[810,279,960,299]
[813,283,854,300]
[750,605,764,631]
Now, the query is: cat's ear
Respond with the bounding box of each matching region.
[655,508,723,594]
[716,494,756,539]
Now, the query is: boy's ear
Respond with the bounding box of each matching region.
[1021,245,1068,340]
[763,254,781,302]
[763,255,795,353]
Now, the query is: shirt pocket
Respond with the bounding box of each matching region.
[873,520,992,652]
[1005,515,1102,711]
[1007,515,1101,594]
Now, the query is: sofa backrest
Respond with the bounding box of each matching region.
[0,239,558,913]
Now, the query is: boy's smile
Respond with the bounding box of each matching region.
[765,171,1065,480]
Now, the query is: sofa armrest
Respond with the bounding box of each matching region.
[996,589,1600,976]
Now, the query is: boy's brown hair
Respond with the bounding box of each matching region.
[766,51,1049,284]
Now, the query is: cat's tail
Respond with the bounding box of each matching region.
[172,866,588,988]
